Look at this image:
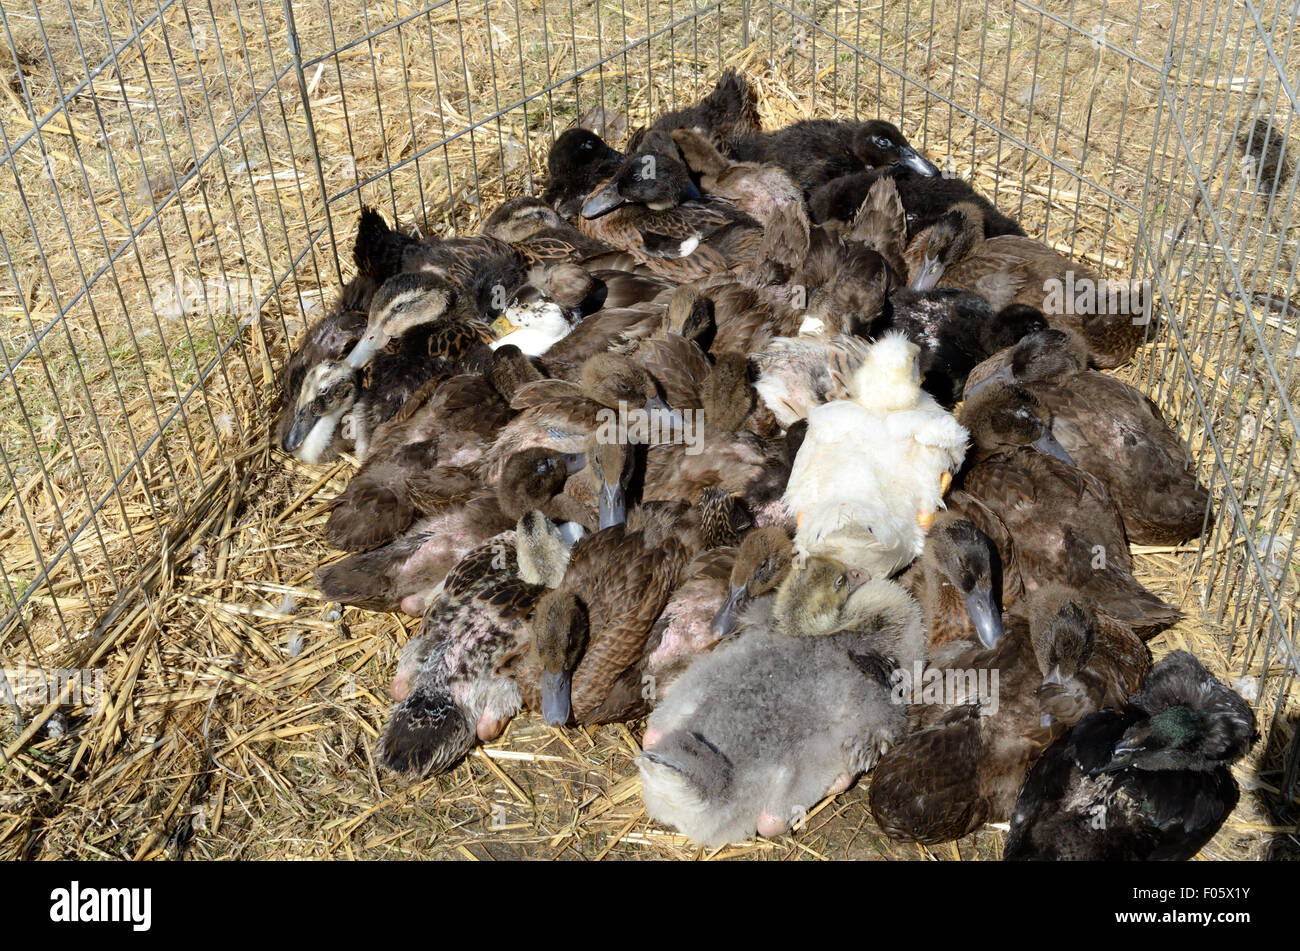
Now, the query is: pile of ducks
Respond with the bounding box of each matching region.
[277,71,1256,860]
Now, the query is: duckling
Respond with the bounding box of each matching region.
[642,69,761,144]
[867,584,1149,843]
[324,347,543,552]
[376,511,574,777]
[1004,650,1255,861]
[315,445,586,615]
[484,352,679,478]
[906,203,1142,368]
[638,575,925,847]
[957,381,1180,636]
[966,329,1212,544]
[870,290,1050,407]
[899,511,1014,651]
[784,333,968,579]
[543,128,626,218]
[276,274,372,463]
[514,523,688,725]
[708,526,796,639]
[343,270,496,372]
[809,166,1026,239]
[669,127,805,229]
[581,128,702,215]
[480,196,632,271]
[724,118,939,193]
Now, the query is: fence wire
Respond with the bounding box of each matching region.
[0,0,1296,810]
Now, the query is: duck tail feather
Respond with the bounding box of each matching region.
[354,206,415,283]
[377,684,476,776]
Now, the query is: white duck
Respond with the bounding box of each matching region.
[489,298,578,356]
[783,331,968,579]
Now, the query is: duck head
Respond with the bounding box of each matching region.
[498,446,587,519]
[349,272,458,368]
[580,353,686,436]
[959,381,1074,463]
[515,509,576,588]
[907,202,984,290]
[545,129,625,218]
[771,554,870,637]
[1027,584,1098,689]
[966,327,1089,398]
[853,120,941,176]
[711,527,795,638]
[585,432,636,530]
[486,344,545,403]
[481,196,570,243]
[532,589,590,726]
[279,359,358,461]
[581,131,700,217]
[1104,651,1256,773]
[846,331,922,412]
[923,513,1004,649]
[489,298,577,356]
[978,304,1051,358]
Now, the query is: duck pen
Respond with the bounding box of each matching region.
[0,0,1296,860]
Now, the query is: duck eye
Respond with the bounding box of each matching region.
[835,574,846,590]
[873,135,893,149]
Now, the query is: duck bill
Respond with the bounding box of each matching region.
[1032,428,1075,465]
[710,582,749,639]
[898,147,941,177]
[963,585,1003,649]
[963,362,1016,399]
[540,668,573,726]
[581,182,625,218]
[910,255,945,291]
[283,405,319,453]
[490,314,520,339]
[345,334,381,369]
[560,452,587,476]
[598,478,627,530]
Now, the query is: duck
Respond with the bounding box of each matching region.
[905,202,1142,368]
[784,332,968,579]
[868,290,1049,407]
[323,346,542,552]
[315,445,588,615]
[479,196,635,271]
[483,352,680,479]
[723,118,940,193]
[867,584,1149,844]
[509,522,690,726]
[1004,650,1256,861]
[640,69,761,144]
[638,570,926,847]
[897,510,1015,651]
[965,328,1213,544]
[376,506,577,777]
[956,381,1180,636]
[809,165,1026,239]
[752,336,838,426]
[705,525,796,640]
[342,269,498,374]
[543,128,627,218]
[668,126,805,229]
[276,274,373,463]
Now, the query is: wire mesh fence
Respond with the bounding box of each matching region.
[0,0,1296,850]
